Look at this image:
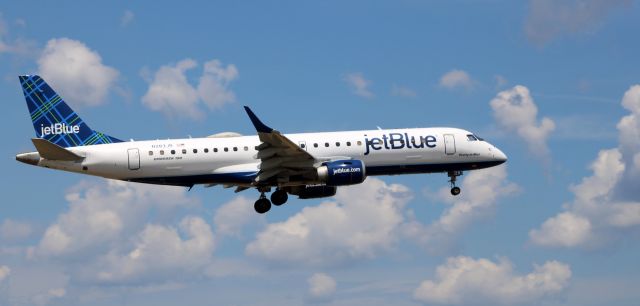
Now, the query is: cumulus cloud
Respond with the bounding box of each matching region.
[0,219,32,241]
[344,72,374,98]
[414,256,571,305]
[490,85,555,160]
[0,265,10,282]
[438,69,473,90]
[37,38,119,107]
[142,58,238,119]
[246,178,412,266]
[308,273,337,300]
[36,180,198,258]
[524,0,630,46]
[404,165,519,253]
[530,85,640,248]
[391,84,417,98]
[213,196,265,238]
[94,216,215,283]
[121,10,134,27]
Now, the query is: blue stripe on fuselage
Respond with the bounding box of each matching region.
[122,161,504,187]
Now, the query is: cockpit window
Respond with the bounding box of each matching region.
[467,134,477,141]
[474,134,484,141]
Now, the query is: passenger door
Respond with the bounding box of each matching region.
[444,134,456,155]
[127,148,140,170]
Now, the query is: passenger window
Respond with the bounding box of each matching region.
[171,150,176,155]
[224,147,229,152]
[300,143,306,149]
[325,143,329,147]
[346,141,351,146]
[193,149,198,153]
[204,148,209,153]
[357,141,362,146]
[467,134,477,141]
[244,146,248,151]
[182,149,187,154]
[214,148,218,153]
[160,150,165,155]
[233,147,238,151]
[314,143,318,148]
[149,151,153,156]
[336,142,340,147]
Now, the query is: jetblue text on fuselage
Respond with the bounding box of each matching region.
[40,123,80,137]
[364,132,436,155]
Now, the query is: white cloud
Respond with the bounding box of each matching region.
[391,84,417,98]
[0,219,32,241]
[37,38,119,107]
[36,180,198,258]
[529,212,592,247]
[197,59,239,109]
[246,178,412,266]
[213,196,265,238]
[530,85,640,248]
[438,69,473,90]
[121,10,134,27]
[344,72,374,98]
[413,256,571,305]
[404,165,519,253]
[490,85,555,160]
[94,216,215,283]
[142,58,238,119]
[524,0,630,46]
[308,273,337,300]
[0,265,10,282]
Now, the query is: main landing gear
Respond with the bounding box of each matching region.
[253,188,289,214]
[448,171,463,196]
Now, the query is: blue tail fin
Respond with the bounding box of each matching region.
[19,75,123,148]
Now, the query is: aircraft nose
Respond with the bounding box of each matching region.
[492,147,508,163]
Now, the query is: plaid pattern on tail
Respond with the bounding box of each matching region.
[19,75,122,148]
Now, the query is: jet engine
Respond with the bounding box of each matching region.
[316,160,366,186]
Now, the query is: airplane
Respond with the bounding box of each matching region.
[15,75,507,213]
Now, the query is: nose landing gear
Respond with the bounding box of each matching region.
[448,171,462,196]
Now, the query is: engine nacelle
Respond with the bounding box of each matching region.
[317,160,366,186]
[295,185,338,199]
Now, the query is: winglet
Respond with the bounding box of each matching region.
[243,106,273,133]
[31,138,83,161]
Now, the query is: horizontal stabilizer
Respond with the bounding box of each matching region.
[31,138,83,161]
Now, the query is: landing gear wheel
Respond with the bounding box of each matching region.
[450,186,461,196]
[271,190,288,206]
[254,198,271,214]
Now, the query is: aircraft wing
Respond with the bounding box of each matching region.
[244,106,317,184]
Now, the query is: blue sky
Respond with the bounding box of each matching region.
[1,1,640,305]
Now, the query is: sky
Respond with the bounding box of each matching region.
[1,1,639,305]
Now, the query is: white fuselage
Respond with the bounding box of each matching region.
[25,127,507,187]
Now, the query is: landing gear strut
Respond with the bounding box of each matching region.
[448,171,462,196]
[254,192,271,214]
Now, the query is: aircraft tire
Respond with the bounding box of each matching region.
[450,186,461,196]
[271,190,288,206]
[254,198,272,214]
